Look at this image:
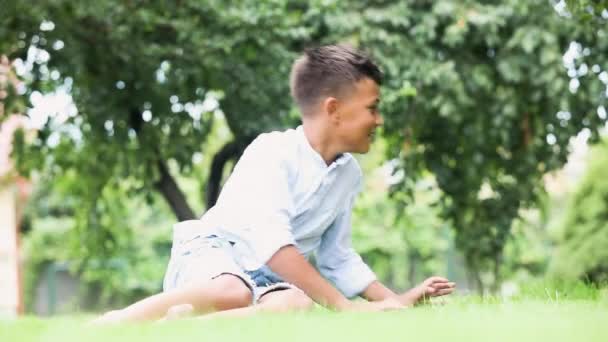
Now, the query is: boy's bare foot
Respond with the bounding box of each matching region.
[90,310,126,325]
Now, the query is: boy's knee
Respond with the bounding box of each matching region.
[207,274,252,309]
[287,290,314,311]
[261,289,314,312]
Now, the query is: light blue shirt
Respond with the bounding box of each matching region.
[197,125,376,298]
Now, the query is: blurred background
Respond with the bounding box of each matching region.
[0,0,607,317]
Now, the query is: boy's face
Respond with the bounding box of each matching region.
[333,77,383,154]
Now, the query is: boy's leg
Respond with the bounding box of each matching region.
[254,288,314,313]
[164,288,314,321]
[94,274,253,323]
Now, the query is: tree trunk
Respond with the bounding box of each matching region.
[466,257,485,295]
[128,106,196,221]
[155,159,196,221]
[205,137,253,209]
[490,249,503,294]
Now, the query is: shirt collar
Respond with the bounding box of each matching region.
[296,125,352,170]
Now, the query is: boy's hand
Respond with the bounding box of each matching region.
[399,276,455,306]
[346,297,406,312]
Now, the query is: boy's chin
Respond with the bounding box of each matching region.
[343,140,372,154]
[353,144,371,154]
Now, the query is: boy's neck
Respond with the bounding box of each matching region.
[302,121,341,166]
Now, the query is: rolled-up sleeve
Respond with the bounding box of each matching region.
[316,194,377,298]
[215,134,296,270]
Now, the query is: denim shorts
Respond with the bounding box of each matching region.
[163,229,298,303]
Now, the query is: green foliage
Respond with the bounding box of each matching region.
[564,0,608,22]
[0,57,24,119]
[1,0,315,265]
[22,175,174,311]
[550,140,608,284]
[499,209,552,280]
[21,217,72,312]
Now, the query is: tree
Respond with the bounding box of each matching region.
[313,0,607,291]
[1,1,313,219]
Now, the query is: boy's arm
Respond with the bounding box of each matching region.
[267,245,351,310]
[361,280,398,301]
[361,277,456,306]
[268,245,405,312]
[314,196,383,301]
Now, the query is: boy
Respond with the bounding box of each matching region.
[96,45,454,323]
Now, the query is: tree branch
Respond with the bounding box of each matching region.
[205,136,252,209]
[155,159,196,221]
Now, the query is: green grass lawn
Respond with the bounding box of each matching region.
[2,296,608,342]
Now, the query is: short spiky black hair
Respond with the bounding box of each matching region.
[289,44,383,115]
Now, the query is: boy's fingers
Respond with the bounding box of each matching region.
[431,288,454,297]
[431,282,456,290]
[427,276,449,283]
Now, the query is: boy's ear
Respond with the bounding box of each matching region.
[323,97,340,123]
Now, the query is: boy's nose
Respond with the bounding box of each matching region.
[376,114,384,126]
